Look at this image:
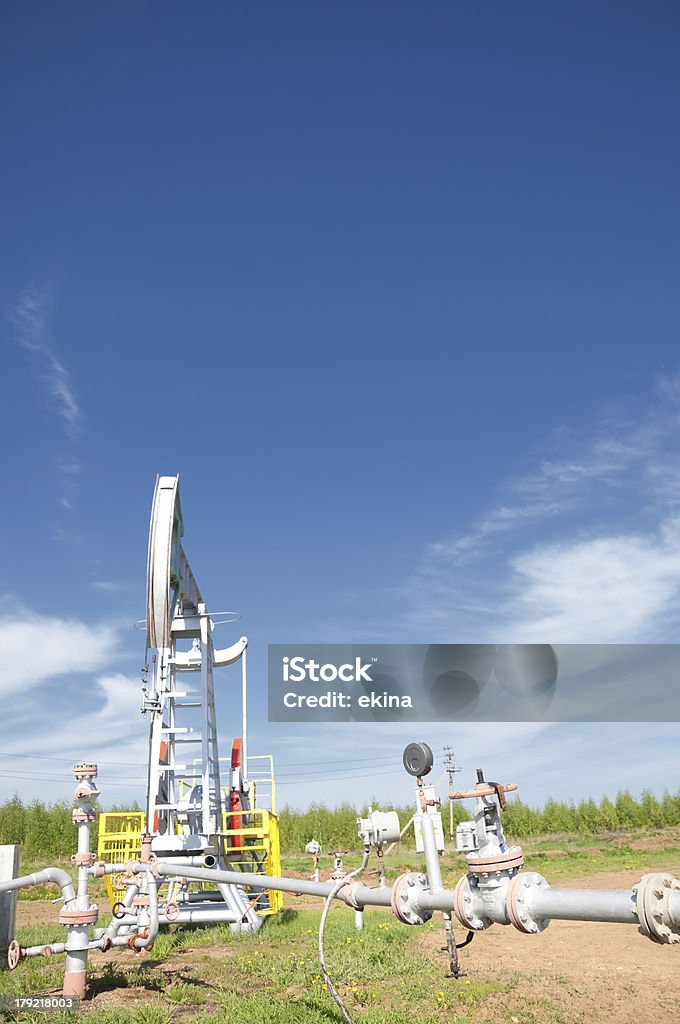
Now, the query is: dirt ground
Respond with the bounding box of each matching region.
[420,869,680,1024]
[15,868,680,1023]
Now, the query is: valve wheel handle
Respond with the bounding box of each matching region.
[112,901,127,920]
[165,902,180,922]
[7,939,20,970]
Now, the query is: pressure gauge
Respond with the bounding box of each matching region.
[402,741,434,777]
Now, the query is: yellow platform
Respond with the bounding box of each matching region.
[97,756,282,914]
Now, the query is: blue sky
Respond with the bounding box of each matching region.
[2,3,679,814]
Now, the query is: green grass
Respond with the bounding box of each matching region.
[0,908,512,1023]
[3,830,679,1023]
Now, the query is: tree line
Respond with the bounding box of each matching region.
[1,789,679,860]
[278,789,680,851]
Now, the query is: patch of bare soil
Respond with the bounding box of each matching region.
[16,897,112,929]
[423,869,680,1024]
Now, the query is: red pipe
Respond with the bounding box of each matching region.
[230,738,243,849]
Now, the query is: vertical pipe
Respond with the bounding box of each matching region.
[199,604,211,837]
[76,823,90,905]
[241,645,248,778]
[420,811,459,973]
[420,813,444,894]
[354,909,364,931]
[63,925,89,997]
[64,765,99,1000]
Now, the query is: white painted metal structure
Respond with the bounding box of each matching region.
[142,476,251,865]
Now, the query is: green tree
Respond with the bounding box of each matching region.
[0,794,25,846]
[640,789,664,829]
[598,796,619,831]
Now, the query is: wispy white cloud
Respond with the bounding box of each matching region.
[0,601,119,698]
[430,500,572,563]
[504,518,680,642]
[10,286,82,517]
[38,673,146,763]
[0,671,148,803]
[403,373,680,642]
[11,287,81,439]
[436,414,674,568]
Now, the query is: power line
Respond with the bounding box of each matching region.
[277,767,405,787]
[0,749,401,775]
[0,751,146,767]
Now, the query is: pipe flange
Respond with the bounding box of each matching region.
[73,763,98,778]
[59,906,99,927]
[132,895,150,907]
[72,810,96,823]
[40,946,53,958]
[452,875,490,931]
[467,846,525,876]
[99,935,112,952]
[506,872,550,934]
[7,940,21,970]
[390,872,433,926]
[165,902,180,922]
[72,852,96,866]
[634,873,680,945]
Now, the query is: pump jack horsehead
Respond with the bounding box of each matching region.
[1,474,680,1008]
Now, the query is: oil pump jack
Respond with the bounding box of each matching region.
[1,475,679,1016]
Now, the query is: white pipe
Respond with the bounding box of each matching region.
[150,862,393,908]
[138,870,159,950]
[417,879,680,931]
[529,886,637,924]
[89,855,212,876]
[241,645,248,775]
[0,868,76,903]
[420,814,444,894]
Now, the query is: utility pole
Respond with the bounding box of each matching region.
[444,746,461,841]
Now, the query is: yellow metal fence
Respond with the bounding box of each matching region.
[97,806,282,914]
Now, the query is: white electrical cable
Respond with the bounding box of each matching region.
[318,850,370,1024]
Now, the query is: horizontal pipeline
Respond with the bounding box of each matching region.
[151,862,393,908]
